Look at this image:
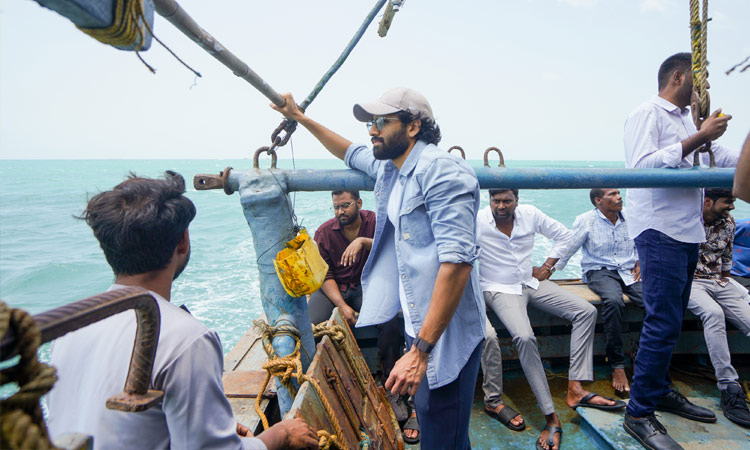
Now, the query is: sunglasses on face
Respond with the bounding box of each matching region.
[366,117,400,131]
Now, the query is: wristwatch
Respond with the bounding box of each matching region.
[412,336,434,354]
[543,263,556,274]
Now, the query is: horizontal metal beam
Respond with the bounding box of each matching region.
[223,167,735,193]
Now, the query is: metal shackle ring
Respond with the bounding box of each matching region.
[253,147,278,170]
[220,166,234,195]
[447,145,466,159]
[484,147,506,167]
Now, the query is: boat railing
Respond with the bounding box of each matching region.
[193,161,735,416]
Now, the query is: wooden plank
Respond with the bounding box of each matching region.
[328,309,403,449]
[306,339,362,449]
[222,370,275,399]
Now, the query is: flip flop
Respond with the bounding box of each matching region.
[484,404,526,431]
[535,425,563,450]
[570,392,626,411]
[402,414,419,445]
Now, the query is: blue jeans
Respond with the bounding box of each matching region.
[406,336,483,450]
[626,229,699,418]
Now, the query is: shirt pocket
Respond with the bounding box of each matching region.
[399,194,434,248]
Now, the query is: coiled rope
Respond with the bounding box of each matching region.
[0,301,59,450]
[252,320,349,450]
[77,0,200,76]
[689,0,715,167]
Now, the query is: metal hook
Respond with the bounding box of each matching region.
[483,147,506,167]
[253,146,278,170]
[447,145,466,159]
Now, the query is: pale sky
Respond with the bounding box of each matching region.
[1,0,748,161]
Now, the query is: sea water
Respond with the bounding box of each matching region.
[2,159,748,357]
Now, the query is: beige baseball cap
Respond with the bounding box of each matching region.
[353,87,434,122]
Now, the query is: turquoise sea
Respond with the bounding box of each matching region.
[2,159,749,357]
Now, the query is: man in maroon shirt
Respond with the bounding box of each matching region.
[310,189,376,325]
[310,189,417,443]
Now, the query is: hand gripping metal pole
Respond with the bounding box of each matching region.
[1,287,163,412]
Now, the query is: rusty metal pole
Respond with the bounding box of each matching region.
[152,0,286,106]
[1,287,164,412]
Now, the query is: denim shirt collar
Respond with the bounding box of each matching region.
[396,140,428,178]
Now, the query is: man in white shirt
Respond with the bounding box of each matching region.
[477,188,624,450]
[47,171,318,450]
[622,52,738,450]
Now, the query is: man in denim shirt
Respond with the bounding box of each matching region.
[273,87,485,450]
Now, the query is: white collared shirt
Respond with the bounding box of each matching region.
[476,204,573,295]
[623,95,739,243]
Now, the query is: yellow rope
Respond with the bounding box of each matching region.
[78,0,148,50]
[77,0,201,76]
[689,0,716,167]
[252,320,350,450]
[0,301,59,450]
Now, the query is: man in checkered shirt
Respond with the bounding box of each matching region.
[557,188,644,397]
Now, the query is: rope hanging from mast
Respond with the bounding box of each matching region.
[268,0,391,153]
[689,0,715,167]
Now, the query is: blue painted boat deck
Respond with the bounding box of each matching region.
[404,360,750,450]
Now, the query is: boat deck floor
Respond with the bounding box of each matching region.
[403,359,750,450]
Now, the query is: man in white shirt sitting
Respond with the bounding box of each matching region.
[477,188,624,450]
[47,171,318,450]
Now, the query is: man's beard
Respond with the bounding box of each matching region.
[373,127,410,160]
[337,209,359,226]
[173,248,190,280]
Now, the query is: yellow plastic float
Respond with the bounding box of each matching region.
[274,228,329,297]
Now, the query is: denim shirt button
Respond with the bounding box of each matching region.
[409,303,414,308]
[401,274,406,279]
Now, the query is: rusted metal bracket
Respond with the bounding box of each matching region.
[253,147,278,169]
[447,145,466,159]
[484,146,506,167]
[194,166,234,195]
[1,287,164,412]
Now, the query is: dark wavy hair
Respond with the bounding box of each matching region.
[397,111,442,145]
[705,187,734,202]
[79,171,196,276]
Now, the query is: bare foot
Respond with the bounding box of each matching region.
[566,380,616,408]
[403,411,418,441]
[612,368,630,394]
[539,412,561,450]
[485,403,524,428]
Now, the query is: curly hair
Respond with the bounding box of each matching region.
[79,171,196,276]
[397,111,442,145]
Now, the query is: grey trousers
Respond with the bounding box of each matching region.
[688,278,750,390]
[480,280,597,415]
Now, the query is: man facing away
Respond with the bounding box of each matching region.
[623,52,738,450]
[272,87,486,450]
[310,189,414,443]
[477,188,624,450]
[688,188,750,428]
[557,188,644,396]
[47,172,318,450]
